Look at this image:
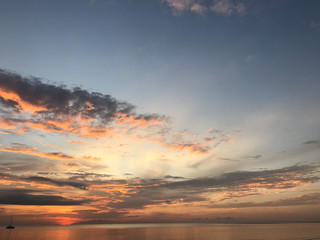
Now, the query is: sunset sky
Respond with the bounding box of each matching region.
[0,0,320,226]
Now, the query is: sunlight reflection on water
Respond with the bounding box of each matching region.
[1,223,320,240]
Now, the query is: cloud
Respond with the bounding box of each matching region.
[163,0,247,17]
[190,3,208,15]
[0,189,88,205]
[61,163,82,169]
[165,0,194,12]
[109,186,206,209]
[167,165,319,190]
[164,0,207,15]
[1,163,319,220]
[303,140,320,145]
[310,22,320,31]
[105,165,320,210]
[152,138,210,154]
[82,156,101,161]
[245,155,262,159]
[0,96,19,111]
[0,69,166,137]
[25,176,87,190]
[211,192,320,208]
[164,175,185,179]
[67,139,85,144]
[0,152,52,173]
[0,69,220,154]
[0,171,88,190]
[67,172,113,181]
[1,146,76,161]
[211,0,246,16]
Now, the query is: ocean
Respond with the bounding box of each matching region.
[1,223,320,240]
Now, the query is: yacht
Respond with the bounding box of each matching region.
[6,217,15,229]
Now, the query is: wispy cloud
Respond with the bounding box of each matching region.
[303,140,320,145]
[211,0,246,16]
[67,139,85,144]
[163,0,246,16]
[82,156,101,161]
[164,0,207,15]
[190,3,208,15]
[25,176,87,190]
[1,146,76,161]
[310,22,320,31]
[211,192,320,208]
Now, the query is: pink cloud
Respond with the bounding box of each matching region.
[211,0,246,16]
[190,3,208,15]
[165,0,195,12]
[165,0,207,15]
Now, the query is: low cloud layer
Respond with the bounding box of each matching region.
[0,162,319,223]
[109,165,319,210]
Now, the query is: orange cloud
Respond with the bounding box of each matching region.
[0,127,29,135]
[0,69,217,154]
[149,137,209,154]
[0,88,47,113]
[82,156,101,161]
[0,130,15,134]
[67,139,85,143]
[239,180,313,190]
[0,118,17,129]
[0,178,72,190]
[1,146,76,160]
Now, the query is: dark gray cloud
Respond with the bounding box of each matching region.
[0,68,214,154]
[210,192,320,208]
[0,152,52,172]
[0,96,19,111]
[107,165,320,210]
[26,176,87,190]
[164,175,185,179]
[166,165,319,190]
[0,171,87,190]
[109,186,206,209]
[303,140,320,145]
[0,189,89,205]
[0,68,166,132]
[218,157,239,162]
[245,155,262,159]
[0,164,319,211]
[67,171,113,181]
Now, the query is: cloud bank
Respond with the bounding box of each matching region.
[0,69,227,154]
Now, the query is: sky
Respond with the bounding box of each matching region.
[0,0,320,226]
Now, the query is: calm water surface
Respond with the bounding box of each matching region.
[1,223,320,240]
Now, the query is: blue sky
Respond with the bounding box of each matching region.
[0,0,320,225]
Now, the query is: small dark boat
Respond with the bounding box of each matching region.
[6,225,14,229]
[6,216,15,229]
